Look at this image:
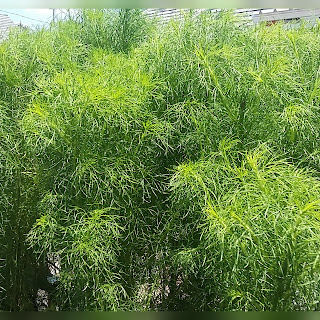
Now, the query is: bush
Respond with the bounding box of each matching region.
[169,142,320,310]
[1,9,320,311]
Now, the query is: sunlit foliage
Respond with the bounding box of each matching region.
[1,9,320,311]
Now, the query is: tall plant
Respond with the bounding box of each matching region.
[169,142,320,310]
[1,9,320,311]
[78,9,154,53]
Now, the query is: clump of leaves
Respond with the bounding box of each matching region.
[27,193,124,310]
[2,9,320,312]
[169,141,320,310]
[21,45,171,310]
[78,9,154,53]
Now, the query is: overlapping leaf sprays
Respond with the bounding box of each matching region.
[169,142,320,310]
[1,9,320,311]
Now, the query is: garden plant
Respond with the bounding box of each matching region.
[1,9,320,311]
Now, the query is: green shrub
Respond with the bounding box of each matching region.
[78,9,154,53]
[169,142,320,310]
[1,9,320,311]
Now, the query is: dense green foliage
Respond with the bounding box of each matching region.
[1,9,320,311]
